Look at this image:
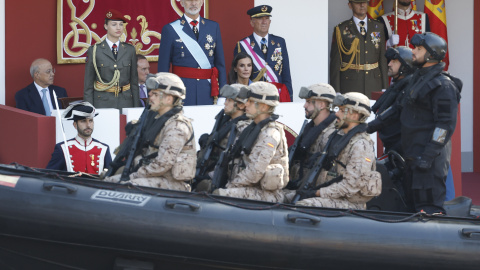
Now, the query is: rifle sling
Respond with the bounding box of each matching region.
[231,114,279,157]
[298,112,336,153]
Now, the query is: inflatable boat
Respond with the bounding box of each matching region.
[0,163,479,270]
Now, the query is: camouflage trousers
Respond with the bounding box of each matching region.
[296,197,366,210]
[104,174,191,192]
[216,187,285,203]
[282,189,296,204]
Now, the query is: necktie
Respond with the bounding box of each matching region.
[261,38,268,59]
[41,89,51,116]
[190,20,199,40]
[359,21,366,37]
[112,44,118,60]
[139,84,147,107]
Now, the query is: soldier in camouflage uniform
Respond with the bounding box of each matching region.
[195,84,251,192]
[284,83,338,203]
[214,82,289,202]
[105,73,196,191]
[296,92,381,210]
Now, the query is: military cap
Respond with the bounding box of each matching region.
[247,5,273,18]
[146,72,186,100]
[105,9,126,22]
[63,101,98,121]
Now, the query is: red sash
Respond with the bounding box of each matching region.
[270,82,291,102]
[172,66,219,96]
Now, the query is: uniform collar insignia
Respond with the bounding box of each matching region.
[202,19,205,24]
[181,20,185,25]
[271,40,275,46]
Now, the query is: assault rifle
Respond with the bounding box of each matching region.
[106,105,150,180]
[289,119,308,168]
[292,130,338,204]
[211,124,237,191]
[194,109,226,186]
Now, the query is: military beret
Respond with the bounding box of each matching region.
[105,9,126,22]
[247,5,272,18]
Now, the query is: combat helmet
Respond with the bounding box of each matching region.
[238,81,279,107]
[333,92,371,122]
[298,83,336,103]
[385,46,416,76]
[220,84,249,104]
[146,72,186,100]
[411,32,447,62]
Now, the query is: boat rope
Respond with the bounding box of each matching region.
[5,163,479,224]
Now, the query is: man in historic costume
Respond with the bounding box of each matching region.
[84,9,140,109]
[195,84,251,192]
[158,0,226,106]
[285,83,337,199]
[400,32,461,214]
[233,5,292,102]
[46,102,112,174]
[378,0,430,48]
[213,82,289,203]
[105,73,196,191]
[367,46,417,155]
[330,0,388,98]
[296,92,381,210]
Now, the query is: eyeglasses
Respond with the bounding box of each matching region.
[43,68,56,75]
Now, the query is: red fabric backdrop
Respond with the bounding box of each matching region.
[5,0,254,107]
[58,0,207,63]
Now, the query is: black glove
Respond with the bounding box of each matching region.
[366,119,381,134]
[296,189,317,201]
[414,156,433,171]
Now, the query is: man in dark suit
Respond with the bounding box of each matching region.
[330,0,388,98]
[158,0,227,106]
[15,58,68,115]
[233,5,292,102]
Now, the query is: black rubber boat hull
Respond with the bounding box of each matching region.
[0,166,479,269]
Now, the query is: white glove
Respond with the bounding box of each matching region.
[387,34,400,47]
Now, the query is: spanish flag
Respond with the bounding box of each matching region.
[367,0,384,19]
[424,0,449,70]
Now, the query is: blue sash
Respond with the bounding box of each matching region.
[170,20,211,69]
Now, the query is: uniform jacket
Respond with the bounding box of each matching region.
[379,8,430,48]
[234,34,293,100]
[84,39,139,109]
[330,18,388,98]
[46,136,112,174]
[129,110,196,191]
[157,15,227,106]
[227,121,289,190]
[319,131,380,209]
[400,63,462,161]
[15,83,68,115]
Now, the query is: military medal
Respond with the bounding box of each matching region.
[90,154,95,166]
[209,50,214,56]
[205,43,211,50]
[206,34,213,43]
[262,46,267,54]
